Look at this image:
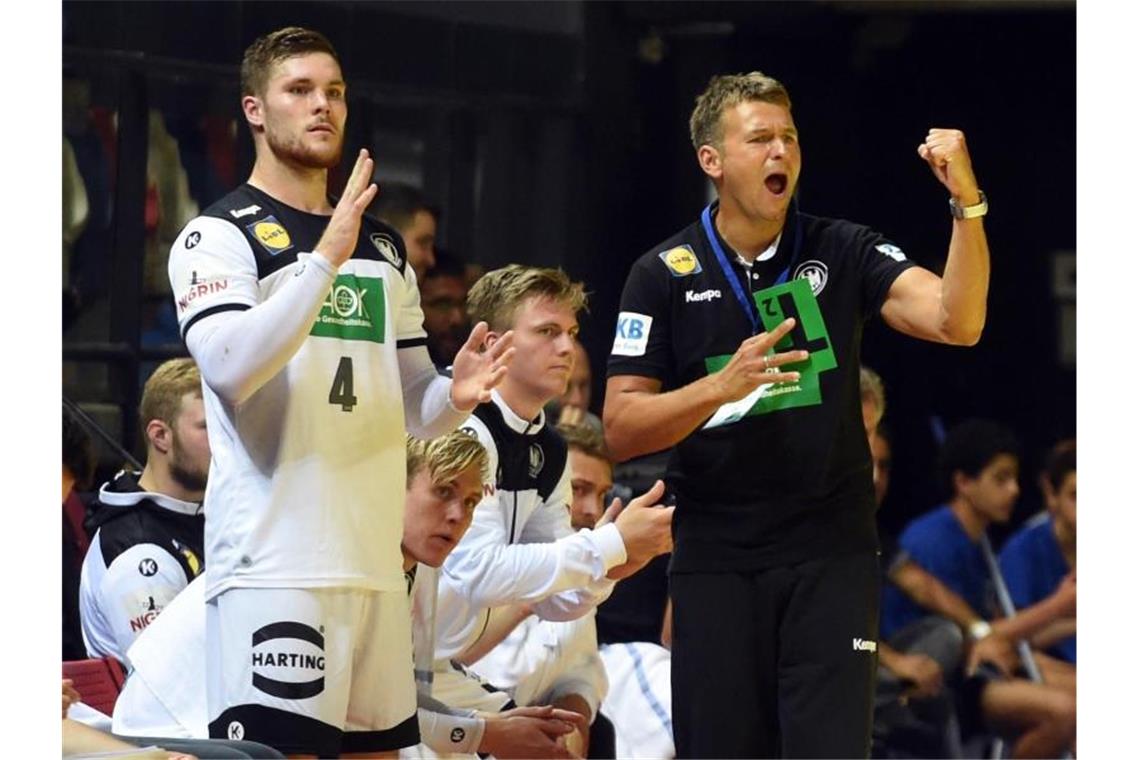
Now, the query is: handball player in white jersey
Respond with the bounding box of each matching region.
[166,27,513,758]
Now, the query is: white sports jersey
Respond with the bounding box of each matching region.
[168,184,426,598]
[114,575,208,739]
[434,393,626,659]
[79,471,204,667]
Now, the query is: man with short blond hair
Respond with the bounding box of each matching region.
[434,264,673,686]
[167,25,513,756]
[605,70,992,757]
[79,358,210,667]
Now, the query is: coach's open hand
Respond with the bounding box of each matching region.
[711,318,806,403]
[449,322,516,412]
[315,149,378,267]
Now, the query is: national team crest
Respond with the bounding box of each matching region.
[371,232,404,269]
[793,260,829,296]
[528,444,545,478]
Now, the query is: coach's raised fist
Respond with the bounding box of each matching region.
[917,129,981,205]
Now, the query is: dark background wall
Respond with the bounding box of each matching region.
[63,0,1075,543]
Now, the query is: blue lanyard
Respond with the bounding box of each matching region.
[700,203,800,336]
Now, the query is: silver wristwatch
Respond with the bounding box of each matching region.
[968,619,993,641]
[949,191,988,220]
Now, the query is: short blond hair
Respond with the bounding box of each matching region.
[689,71,792,151]
[139,358,201,439]
[406,432,489,486]
[466,264,587,332]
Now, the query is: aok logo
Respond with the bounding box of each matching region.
[251,621,326,700]
[324,284,372,320]
[311,275,386,343]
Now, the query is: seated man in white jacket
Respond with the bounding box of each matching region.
[460,423,613,756]
[430,267,674,731]
[114,432,585,759]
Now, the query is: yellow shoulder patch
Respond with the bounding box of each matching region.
[657,245,702,277]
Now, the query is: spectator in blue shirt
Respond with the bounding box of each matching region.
[881,420,1075,759]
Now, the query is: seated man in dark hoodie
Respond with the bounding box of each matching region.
[80,358,211,667]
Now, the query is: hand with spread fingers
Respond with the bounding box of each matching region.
[449,322,516,412]
[315,148,379,267]
[917,128,981,205]
[711,318,808,403]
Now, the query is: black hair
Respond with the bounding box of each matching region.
[938,418,1020,498]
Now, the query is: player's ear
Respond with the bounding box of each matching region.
[242,94,265,131]
[483,330,502,353]
[146,419,172,456]
[697,144,723,180]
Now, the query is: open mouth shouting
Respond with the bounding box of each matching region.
[765,172,789,196]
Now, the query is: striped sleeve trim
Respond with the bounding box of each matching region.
[181,303,252,341]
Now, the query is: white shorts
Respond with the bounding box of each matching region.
[206,586,419,756]
[599,642,675,760]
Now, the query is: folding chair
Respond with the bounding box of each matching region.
[62,657,126,716]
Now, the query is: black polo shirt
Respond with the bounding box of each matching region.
[607,200,915,573]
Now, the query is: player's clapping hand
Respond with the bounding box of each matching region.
[449,322,516,412]
[606,480,674,581]
[315,149,378,267]
[712,318,806,403]
[480,705,588,759]
[917,129,980,203]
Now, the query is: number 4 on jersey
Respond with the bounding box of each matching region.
[329,356,357,412]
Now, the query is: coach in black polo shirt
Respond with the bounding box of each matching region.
[603,72,990,758]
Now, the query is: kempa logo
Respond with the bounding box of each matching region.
[852,638,878,653]
[251,621,326,700]
[310,275,386,343]
[450,728,466,743]
[229,204,262,219]
[685,288,722,303]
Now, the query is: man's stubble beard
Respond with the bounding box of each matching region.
[264,122,343,171]
[170,437,208,494]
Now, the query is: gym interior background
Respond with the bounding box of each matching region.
[62,0,1075,541]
